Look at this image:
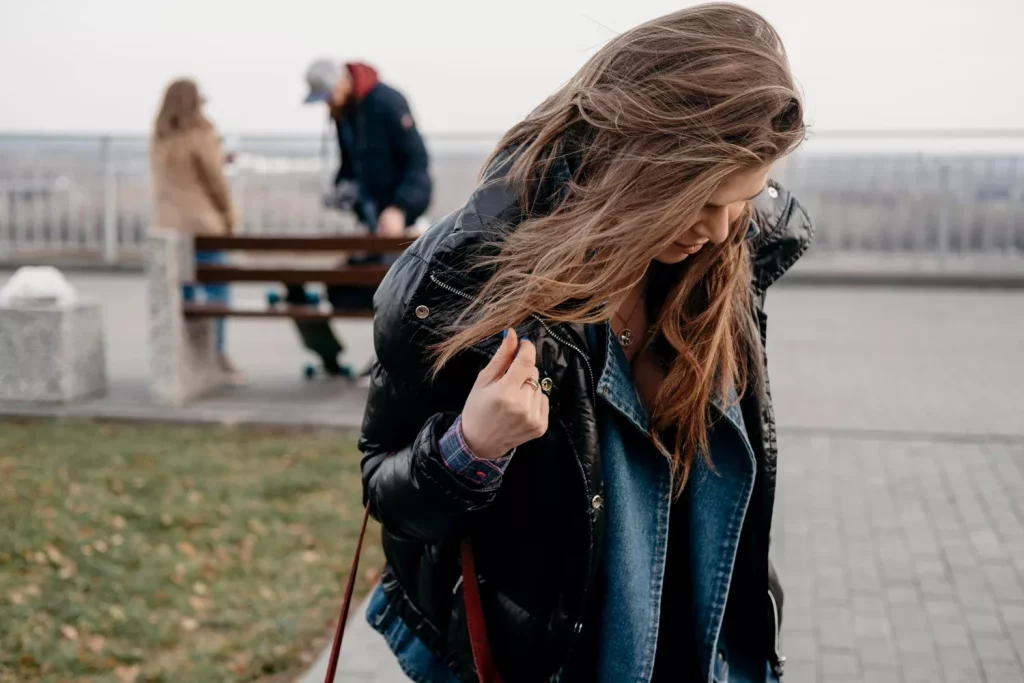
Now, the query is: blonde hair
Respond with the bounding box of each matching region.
[435,3,805,490]
[153,79,210,140]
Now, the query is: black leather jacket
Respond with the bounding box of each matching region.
[360,152,814,682]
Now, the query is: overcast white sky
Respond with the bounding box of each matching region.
[0,0,1021,135]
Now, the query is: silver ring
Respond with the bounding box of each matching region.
[523,377,540,391]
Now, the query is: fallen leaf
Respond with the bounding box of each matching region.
[157,544,172,557]
[8,590,24,605]
[188,491,202,504]
[87,635,107,653]
[25,584,40,597]
[93,540,109,553]
[301,550,320,563]
[303,534,317,548]
[258,586,274,600]
[59,560,78,579]
[111,515,126,530]
[171,564,186,584]
[33,551,47,564]
[111,534,124,547]
[177,541,197,558]
[115,665,140,683]
[109,605,126,621]
[188,596,209,611]
[193,582,207,595]
[180,617,200,632]
[248,518,268,536]
[69,483,82,496]
[60,624,79,641]
[81,545,94,557]
[19,654,38,667]
[43,544,63,563]
[160,513,173,526]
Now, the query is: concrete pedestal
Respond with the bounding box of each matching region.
[0,302,107,402]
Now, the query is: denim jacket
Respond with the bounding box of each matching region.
[588,324,777,683]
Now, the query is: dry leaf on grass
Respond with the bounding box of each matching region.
[59,624,79,641]
[87,635,107,653]
[181,617,200,632]
[177,541,197,558]
[108,605,126,621]
[115,665,140,683]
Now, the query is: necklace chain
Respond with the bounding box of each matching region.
[613,290,644,347]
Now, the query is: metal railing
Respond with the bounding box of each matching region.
[1,132,1023,265]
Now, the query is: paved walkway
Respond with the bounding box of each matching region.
[3,271,1024,682]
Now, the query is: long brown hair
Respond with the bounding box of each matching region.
[153,79,210,140]
[434,3,805,490]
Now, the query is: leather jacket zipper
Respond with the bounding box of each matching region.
[427,272,596,404]
[767,588,786,676]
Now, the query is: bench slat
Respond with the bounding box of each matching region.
[193,265,389,285]
[183,303,373,320]
[194,235,413,252]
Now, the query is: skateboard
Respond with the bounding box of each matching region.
[267,289,354,380]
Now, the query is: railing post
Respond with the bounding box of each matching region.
[101,136,118,264]
[936,162,951,263]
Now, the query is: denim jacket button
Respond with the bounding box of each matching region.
[540,377,553,393]
[767,185,779,199]
[414,305,430,319]
[590,495,604,511]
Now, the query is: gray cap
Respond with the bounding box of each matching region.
[304,59,342,104]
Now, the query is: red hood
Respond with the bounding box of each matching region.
[345,62,379,102]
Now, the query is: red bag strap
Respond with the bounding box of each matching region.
[323,504,372,683]
[322,509,501,683]
[460,539,503,683]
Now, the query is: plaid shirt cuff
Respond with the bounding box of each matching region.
[439,416,514,488]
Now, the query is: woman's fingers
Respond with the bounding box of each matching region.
[476,328,519,385]
[503,338,538,385]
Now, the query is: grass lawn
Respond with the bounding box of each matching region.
[0,421,383,683]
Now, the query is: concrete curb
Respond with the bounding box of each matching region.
[0,400,363,433]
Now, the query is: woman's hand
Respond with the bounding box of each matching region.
[461,328,549,460]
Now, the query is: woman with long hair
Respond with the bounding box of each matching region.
[150,78,244,381]
[359,4,812,681]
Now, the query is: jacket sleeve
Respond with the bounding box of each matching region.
[383,92,431,218]
[359,361,498,544]
[334,120,355,187]
[191,129,235,231]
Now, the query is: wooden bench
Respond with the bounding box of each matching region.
[146,230,413,405]
[184,235,413,320]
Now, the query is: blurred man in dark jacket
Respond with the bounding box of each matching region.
[304,59,432,236]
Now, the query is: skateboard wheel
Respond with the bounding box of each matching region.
[304,364,317,379]
[267,291,281,306]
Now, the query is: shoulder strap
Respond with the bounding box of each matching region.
[461,540,503,683]
[322,504,372,683]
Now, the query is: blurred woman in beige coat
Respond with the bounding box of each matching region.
[150,78,243,380]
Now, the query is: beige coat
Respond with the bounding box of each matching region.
[150,125,235,235]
